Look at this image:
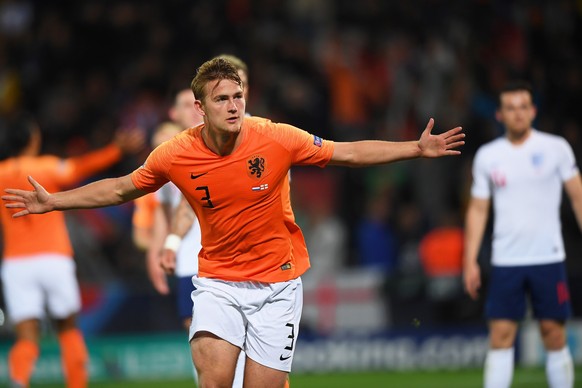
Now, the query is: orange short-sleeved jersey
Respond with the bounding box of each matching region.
[131,192,159,229]
[0,145,121,259]
[131,116,334,282]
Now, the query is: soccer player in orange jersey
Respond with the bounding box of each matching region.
[3,58,464,388]
[156,54,288,387]
[0,114,143,388]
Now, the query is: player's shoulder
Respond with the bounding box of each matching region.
[0,155,59,184]
[531,129,568,147]
[243,116,276,132]
[2,155,59,170]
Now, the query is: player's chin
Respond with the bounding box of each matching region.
[224,121,242,132]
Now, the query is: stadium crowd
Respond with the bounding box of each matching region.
[1,0,581,333]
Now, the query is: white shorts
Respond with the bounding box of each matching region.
[189,276,303,372]
[1,254,81,324]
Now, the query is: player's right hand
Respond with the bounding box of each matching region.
[2,176,52,217]
[463,261,481,300]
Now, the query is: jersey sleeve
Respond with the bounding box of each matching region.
[131,141,173,193]
[470,148,491,199]
[556,137,579,182]
[272,123,334,167]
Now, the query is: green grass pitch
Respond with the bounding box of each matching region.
[36,368,569,388]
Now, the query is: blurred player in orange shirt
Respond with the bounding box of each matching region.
[3,58,464,388]
[0,113,143,388]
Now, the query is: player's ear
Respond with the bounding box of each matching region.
[194,99,205,117]
[495,109,502,123]
[531,104,537,120]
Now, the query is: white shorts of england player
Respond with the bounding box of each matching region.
[189,276,303,372]
[1,254,81,324]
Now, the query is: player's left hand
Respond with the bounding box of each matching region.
[146,250,170,295]
[160,249,177,276]
[418,118,464,158]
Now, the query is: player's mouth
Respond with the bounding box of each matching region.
[226,116,239,124]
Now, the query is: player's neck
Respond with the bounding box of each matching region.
[201,126,242,156]
[21,141,40,156]
[506,127,532,145]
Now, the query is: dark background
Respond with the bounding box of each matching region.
[1,0,581,335]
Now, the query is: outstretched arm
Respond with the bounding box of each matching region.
[2,174,145,217]
[329,118,464,166]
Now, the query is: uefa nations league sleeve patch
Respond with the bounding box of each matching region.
[313,135,322,147]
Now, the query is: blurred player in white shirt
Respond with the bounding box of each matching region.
[463,81,582,388]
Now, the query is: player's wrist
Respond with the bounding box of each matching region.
[163,233,182,252]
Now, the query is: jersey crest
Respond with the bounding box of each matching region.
[247,155,266,178]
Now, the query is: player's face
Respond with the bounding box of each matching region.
[496,90,536,139]
[170,90,203,129]
[198,79,246,135]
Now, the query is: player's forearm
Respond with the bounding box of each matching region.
[330,140,422,167]
[565,174,582,233]
[463,201,489,267]
[570,195,582,234]
[51,176,142,210]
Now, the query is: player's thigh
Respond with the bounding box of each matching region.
[40,258,81,319]
[1,259,46,323]
[485,265,527,320]
[528,262,572,320]
[189,277,246,348]
[244,355,288,388]
[190,331,241,385]
[244,278,303,373]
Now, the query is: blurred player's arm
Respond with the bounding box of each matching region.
[55,128,145,187]
[170,196,196,238]
[146,204,170,294]
[159,196,196,276]
[3,174,146,217]
[565,173,582,232]
[329,119,464,166]
[463,196,490,300]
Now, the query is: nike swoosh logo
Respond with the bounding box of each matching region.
[190,172,208,179]
[279,354,292,361]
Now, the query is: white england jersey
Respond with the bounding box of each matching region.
[471,130,579,266]
[156,183,201,276]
